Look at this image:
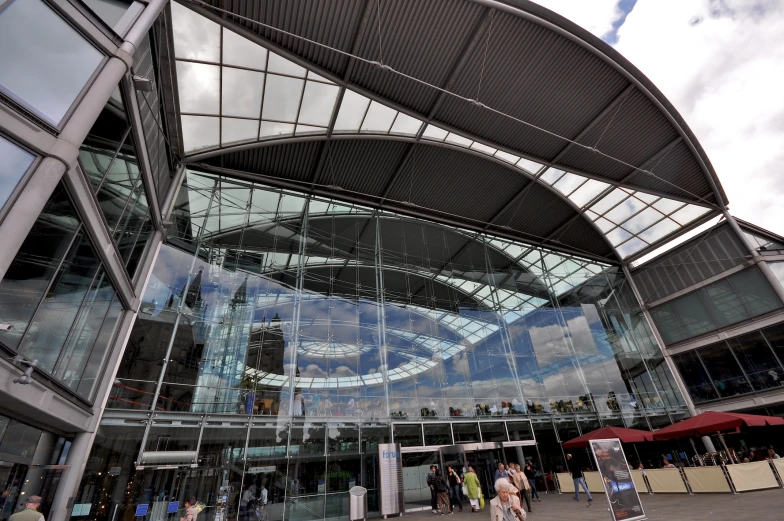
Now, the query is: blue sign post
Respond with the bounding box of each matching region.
[167,502,180,514]
[135,504,149,517]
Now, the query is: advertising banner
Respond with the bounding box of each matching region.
[378,443,405,516]
[589,439,646,521]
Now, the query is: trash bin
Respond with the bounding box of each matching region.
[349,486,368,521]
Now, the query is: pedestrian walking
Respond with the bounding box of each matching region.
[447,466,463,512]
[566,454,592,504]
[9,496,44,521]
[489,479,526,521]
[427,465,438,513]
[434,469,452,515]
[464,466,481,512]
[180,497,198,521]
[511,464,532,513]
[523,463,540,502]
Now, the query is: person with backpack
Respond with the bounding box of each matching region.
[434,469,452,515]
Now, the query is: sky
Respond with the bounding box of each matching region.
[533,0,784,238]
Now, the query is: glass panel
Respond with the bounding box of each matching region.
[728,331,784,392]
[0,135,35,212]
[262,75,304,122]
[360,102,396,133]
[393,424,423,447]
[728,267,782,316]
[223,29,268,70]
[0,0,104,125]
[621,207,664,234]
[669,292,715,340]
[699,278,750,327]
[222,68,264,118]
[260,121,295,138]
[515,157,542,174]
[568,179,610,208]
[670,204,711,225]
[589,187,628,215]
[83,0,131,30]
[638,218,680,243]
[604,195,646,225]
[494,151,519,164]
[176,62,220,114]
[181,115,220,152]
[423,424,452,446]
[223,118,260,146]
[333,90,370,132]
[171,2,220,62]
[479,422,508,442]
[552,172,585,195]
[0,184,80,350]
[298,81,339,126]
[17,232,103,373]
[422,125,448,141]
[267,52,306,77]
[506,421,533,442]
[389,113,422,136]
[451,422,480,443]
[698,345,752,397]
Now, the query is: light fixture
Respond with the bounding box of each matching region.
[12,356,38,385]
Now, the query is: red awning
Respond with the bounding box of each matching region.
[653,411,784,441]
[562,426,654,449]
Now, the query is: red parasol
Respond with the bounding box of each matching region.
[562,426,653,449]
[653,411,784,441]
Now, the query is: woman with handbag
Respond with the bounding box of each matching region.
[489,480,526,521]
[464,466,481,512]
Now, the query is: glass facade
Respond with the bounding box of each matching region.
[79,170,688,521]
[79,86,154,279]
[650,267,782,345]
[673,323,784,404]
[0,183,124,399]
[0,134,36,215]
[0,0,103,126]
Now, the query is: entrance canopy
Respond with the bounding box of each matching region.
[155,0,726,263]
[562,426,653,449]
[652,411,784,441]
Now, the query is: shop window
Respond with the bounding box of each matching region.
[672,350,718,403]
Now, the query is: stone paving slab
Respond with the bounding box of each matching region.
[397,489,784,521]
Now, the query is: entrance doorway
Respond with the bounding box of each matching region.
[439,443,505,501]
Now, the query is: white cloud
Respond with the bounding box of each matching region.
[531,0,625,39]
[538,0,784,236]
[614,0,784,235]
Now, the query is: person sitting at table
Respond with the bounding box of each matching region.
[767,448,780,460]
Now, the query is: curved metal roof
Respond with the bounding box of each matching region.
[159,0,726,262]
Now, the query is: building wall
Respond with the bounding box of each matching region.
[0,2,169,521]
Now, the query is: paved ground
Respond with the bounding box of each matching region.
[398,489,784,521]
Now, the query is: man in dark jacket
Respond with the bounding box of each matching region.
[567,454,592,503]
[427,465,438,513]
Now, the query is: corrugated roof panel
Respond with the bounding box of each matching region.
[384,144,529,223]
[625,141,714,203]
[323,139,410,196]
[205,141,322,181]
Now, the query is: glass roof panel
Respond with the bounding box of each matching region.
[516,157,543,174]
[604,194,646,224]
[176,61,220,114]
[360,101,396,132]
[181,115,219,152]
[567,178,610,208]
[621,206,664,234]
[298,81,340,126]
[552,171,585,196]
[267,52,306,77]
[616,237,648,258]
[333,90,371,132]
[590,187,629,215]
[389,112,422,136]
[634,191,659,204]
[422,125,449,141]
[606,226,632,246]
[539,168,564,185]
[652,197,685,214]
[638,217,680,243]
[261,74,304,122]
[221,118,258,146]
[222,29,267,70]
[171,2,220,62]
[259,121,295,138]
[445,133,472,147]
[306,71,332,83]
[494,150,520,164]
[221,68,264,118]
[470,142,497,155]
[670,204,711,225]
[295,124,326,135]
